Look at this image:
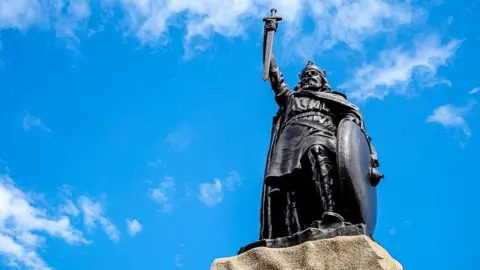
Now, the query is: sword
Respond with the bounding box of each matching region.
[262,8,282,81]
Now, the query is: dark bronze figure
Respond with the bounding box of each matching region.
[256,9,384,245]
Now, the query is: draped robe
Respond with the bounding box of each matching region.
[259,89,367,240]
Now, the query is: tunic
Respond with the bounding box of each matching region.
[264,90,338,184]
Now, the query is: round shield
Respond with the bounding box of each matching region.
[336,118,377,236]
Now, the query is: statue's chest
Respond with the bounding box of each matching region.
[288,96,332,115]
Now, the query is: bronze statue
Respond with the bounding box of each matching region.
[246,9,384,250]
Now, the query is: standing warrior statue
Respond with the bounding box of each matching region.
[258,9,384,241]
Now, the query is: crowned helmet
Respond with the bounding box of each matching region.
[299,61,327,79]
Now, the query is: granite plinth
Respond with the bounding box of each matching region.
[211,234,402,270]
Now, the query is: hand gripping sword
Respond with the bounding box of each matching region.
[262,8,282,81]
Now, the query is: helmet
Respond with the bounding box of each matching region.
[299,61,327,79]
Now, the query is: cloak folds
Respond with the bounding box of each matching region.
[259,90,366,240]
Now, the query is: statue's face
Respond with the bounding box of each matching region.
[300,69,323,91]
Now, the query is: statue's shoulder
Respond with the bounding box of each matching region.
[328,91,361,112]
[330,91,347,100]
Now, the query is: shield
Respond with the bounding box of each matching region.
[336,118,377,236]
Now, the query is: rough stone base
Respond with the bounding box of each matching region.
[211,235,402,270]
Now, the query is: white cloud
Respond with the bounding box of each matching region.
[126,219,142,237]
[0,0,43,30]
[147,159,162,167]
[0,0,415,55]
[164,124,194,149]
[0,1,461,100]
[149,176,176,213]
[197,171,242,206]
[468,87,479,94]
[77,196,120,242]
[224,171,243,191]
[0,173,88,270]
[22,112,52,132]
[427,101,476,137]
[105,0,413,53]
[53,0,92,51]
[290,0,412,59]
[174,253,183,268]
[59,199,81,217]
[0,0,92,50]
[341,35,462,100]
[174,243,185,268]
[198,179,223,207]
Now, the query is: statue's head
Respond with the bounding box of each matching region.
[297,61,330,92]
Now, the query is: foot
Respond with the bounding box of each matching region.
[321,211,345,225]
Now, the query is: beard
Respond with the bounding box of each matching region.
[301,83,319,90]
[300,78,321,90]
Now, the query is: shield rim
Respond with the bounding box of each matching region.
[336,118,377,235]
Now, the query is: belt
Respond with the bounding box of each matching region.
[284,111,335,131]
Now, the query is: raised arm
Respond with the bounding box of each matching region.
[269,54,291,107]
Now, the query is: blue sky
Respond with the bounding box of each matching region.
[0,0,479,269]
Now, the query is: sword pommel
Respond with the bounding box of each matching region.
[263,8,283,24]
[270,8,277,17]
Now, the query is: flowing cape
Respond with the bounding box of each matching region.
[259,90,365,240]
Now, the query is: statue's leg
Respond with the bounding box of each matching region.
[308,144,344,224]
[285,190,301,235]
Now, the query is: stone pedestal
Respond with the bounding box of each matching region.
[211,235,402,270]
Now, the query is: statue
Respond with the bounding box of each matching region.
[253,9,384,247]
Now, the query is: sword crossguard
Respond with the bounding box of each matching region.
[263,8,283,31]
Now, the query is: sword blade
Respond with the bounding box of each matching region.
[263,30,275,81]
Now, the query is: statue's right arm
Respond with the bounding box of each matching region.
[269,54,291,107]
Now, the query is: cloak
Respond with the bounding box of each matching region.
[259,90,368,240]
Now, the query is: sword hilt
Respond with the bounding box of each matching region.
[263,8,283,29]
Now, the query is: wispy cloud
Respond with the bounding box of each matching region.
[126,219,143,237]
[1,0,418,58]
[174,253,183,268]
[53,0,92,52]
[468,87,479,94]
[0,1,461,99]
[290,0,413,59]
[149,176,176,213]
[164,124,194,150]
[103,0,414,55]
[147,159,162,167]
[0,173,88,270]
[224,171,243,192]
[341,35,462,100]
[427,100,476,137]
[77,196,120,242]
[57,187,122,242]
[0,0,43,30]
[198,171,243,207]
[174,244,185,268]
[59,199,81,217]
[198,179,223,207]
[22,112,52,132]
[0,0,91,51]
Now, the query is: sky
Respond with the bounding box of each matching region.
[0,0,479,269]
